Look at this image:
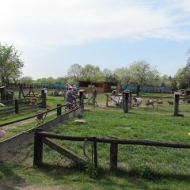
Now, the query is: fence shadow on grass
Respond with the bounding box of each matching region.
[0,162,28,189]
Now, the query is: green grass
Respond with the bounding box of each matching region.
[1,93,190,189]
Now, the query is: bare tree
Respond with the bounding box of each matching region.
[67,63,82,82]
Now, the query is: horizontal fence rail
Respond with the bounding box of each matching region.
[0,101,80,127]
[33,132,190,148]
[0,107,15,116]
[0,105,84,161]
[33,131,190,170]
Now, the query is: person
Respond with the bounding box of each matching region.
[65,87,76,110]
[72,84,78,99]
[92,87,98,107]
[66,83,72,90]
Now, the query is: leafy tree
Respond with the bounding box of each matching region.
[174,67,190,89]
[67,63,82,83]
[169,76,178,91]
[102,68,115,82]
[187,49,190,66]
[46,77,56,84]
[80,64,105,81]
[172,49,190,89]
[19,76,33,85]
[36,77,58,84]
[0,44,24,85]
[113,67,132,85]
[36,78,48,84]
[159,75,171,87]
[55,77,67,84]
[128,60,160,96]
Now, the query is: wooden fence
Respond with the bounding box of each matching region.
[0,90,86,162]
[33,130,190,171]
[0,103,84,161]
[0,89,47,116]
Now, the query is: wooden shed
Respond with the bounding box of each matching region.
[78,81,120,93]
[0,86,14,103]
[178,88,190,103]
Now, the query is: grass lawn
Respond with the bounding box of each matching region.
[1,92,190,190]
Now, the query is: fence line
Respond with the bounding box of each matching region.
[33,131,190,171]
[0,105,84,161]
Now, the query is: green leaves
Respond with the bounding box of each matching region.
[0,43,24,85]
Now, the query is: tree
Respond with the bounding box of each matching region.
[36,77,57,84]
[80,64,105,81]
[128,60,160,96]
[159,75,171,87]
[67,63,82,83]
[178,48,190,88]
[113,67,132,85]
[174,67,190,89]
[187,48,190,67]
[102,68,115,82]
[0,44,24,85]
[55,77,67,84]
[19,76,33,85]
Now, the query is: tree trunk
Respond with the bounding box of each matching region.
[1,77,6,86]
[136,85,141,96]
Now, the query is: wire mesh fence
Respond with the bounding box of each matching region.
[0,106,84,166]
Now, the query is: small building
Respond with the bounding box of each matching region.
[0,86,14,103]
[0,86,6,101]
[177,88,190,103]
[78,81,120,93]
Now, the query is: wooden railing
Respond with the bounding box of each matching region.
[33,130,190,171]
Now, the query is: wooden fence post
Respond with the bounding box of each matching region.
[41,89,47,108]
[57,104,62,116]
[15,99,19,114]
[123,90,129,113]
[79,90,84,106]
[33,129,43,167]
[174,92,183,116]
[110,141,118,171]
[106,94,109,107]
[18,83,22,99]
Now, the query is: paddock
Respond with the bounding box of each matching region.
[33,130,190,171]
[1,91,190,185]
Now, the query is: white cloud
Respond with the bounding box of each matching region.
[1,0,190,80]
[1,0,190,49]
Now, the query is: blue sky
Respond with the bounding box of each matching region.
[1,0,190,79]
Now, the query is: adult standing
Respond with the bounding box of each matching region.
[92,87,98,107]
[65,87,76,110]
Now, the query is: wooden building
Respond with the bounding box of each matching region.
[0,86,14,103]
[178,88,190,103]
[78,81,120,93]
